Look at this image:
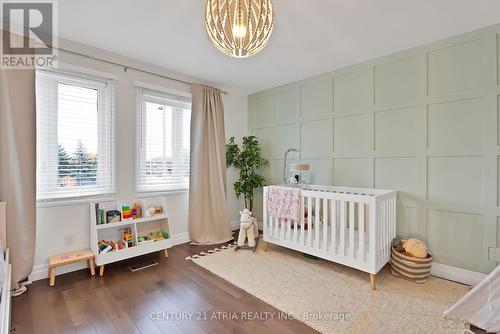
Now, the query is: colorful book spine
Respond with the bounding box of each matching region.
[95,203,99,224]
[96,207,105,225]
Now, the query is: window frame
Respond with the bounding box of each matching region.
[136,88,191,193]
[36,69,116,202]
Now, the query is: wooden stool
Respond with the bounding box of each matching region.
[48,249,95,286]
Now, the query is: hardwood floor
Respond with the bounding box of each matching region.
[12,239,487,334]
[11,240,318,334]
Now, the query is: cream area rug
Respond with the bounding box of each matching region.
[190,242,470,334]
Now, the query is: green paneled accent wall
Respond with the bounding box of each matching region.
[248,24,500,274]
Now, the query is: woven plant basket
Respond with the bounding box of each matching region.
[390,246,432,283]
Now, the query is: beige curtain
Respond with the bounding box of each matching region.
[0,66,37,288]
[188,84,232,245]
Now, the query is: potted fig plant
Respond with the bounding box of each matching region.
[226,136,268,212]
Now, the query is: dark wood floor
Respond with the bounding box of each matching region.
[11,239,488,334]
[11,239,318,334]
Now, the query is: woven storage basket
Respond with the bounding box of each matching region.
[390,246,432,283]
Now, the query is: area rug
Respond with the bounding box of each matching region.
[189,242,469,334]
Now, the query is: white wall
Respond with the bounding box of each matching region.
[31,39,247,281]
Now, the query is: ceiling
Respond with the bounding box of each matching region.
[55,0,500,94]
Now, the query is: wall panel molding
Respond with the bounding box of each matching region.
[248,23,500,274]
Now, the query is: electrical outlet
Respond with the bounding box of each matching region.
[489,247,500,261]
[65,234,75,247]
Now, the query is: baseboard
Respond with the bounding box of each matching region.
[28,231,192,283]
[29,262,87,283]
[171,232,190,245]
[430,262,487,286]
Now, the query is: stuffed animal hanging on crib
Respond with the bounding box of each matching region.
[237,209,257,247]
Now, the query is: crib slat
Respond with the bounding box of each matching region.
[359,203,364,262]
[380,201,387,258]
[281,218,288,241]
[276,217,280,240]
[389,199,393,241]
[369,201,376,269]
[263,189,267,238]
[276,216,280,240]
[314,197,320,249]
[286,219,291,241]
[285,218,288,241]
[386,200,390,258]
[384,200,388,258]
[385,199,392,256]
[383,200,387,259]
[380,201,384,259]
[322,198,328,251]
[379,201,383,260]
[270,216,274,239]
[349,202,355,259]
[390,197,396,251]
[270,214,273,239]
[299,196,309,246]
[298,194,304,243]
[330,200,336,254]
[392,197,397,239]
[269,216,273,239]
[284,217,287,241]
[307,196,312,247]
[265,216,268,238]
[334,200,338,254]
[280,218,285,241]
[294,215,298,243]
[340,201,346,256]
[380,201,384,260]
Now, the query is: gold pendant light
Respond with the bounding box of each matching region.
[205,0,275,58]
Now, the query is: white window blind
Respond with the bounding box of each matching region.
[136,88,191,192]
[36,69,116,200]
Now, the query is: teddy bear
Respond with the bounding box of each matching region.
[238,209,257,247]
[402,238,428,258]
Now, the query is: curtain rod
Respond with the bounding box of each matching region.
[55,47,229,95]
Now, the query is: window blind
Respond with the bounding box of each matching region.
[136,88,191,192]
[36,69,116,200]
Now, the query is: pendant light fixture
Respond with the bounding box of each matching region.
[205,0,274,58]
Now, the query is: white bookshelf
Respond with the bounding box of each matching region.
[89,196,172,276]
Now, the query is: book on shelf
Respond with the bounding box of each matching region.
[106,210,121,224]
[95,203,107,225]
[95,203,99,223]
[99,244,113,254]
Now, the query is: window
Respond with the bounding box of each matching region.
[136,89,191,192]
[36,70,115,200]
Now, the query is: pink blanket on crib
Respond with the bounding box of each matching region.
[267,186,301,221]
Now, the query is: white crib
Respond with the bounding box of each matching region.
[262,185,397,290]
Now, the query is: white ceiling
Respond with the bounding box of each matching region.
[55,0,500,94]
